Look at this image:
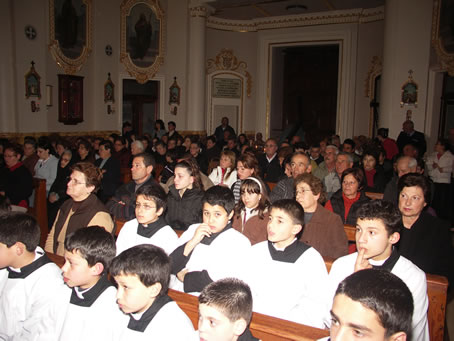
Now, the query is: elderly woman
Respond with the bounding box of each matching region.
[397,173,453,284]
[295,173,348,259]
[325,167,370,225]
[45,162,114,256]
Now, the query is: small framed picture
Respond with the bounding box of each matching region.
[104,73,115,103]
[25,61,41,99]
[169,77,180,105]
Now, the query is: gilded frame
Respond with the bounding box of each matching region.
[120,0,165,84]
[49,0,92,74]
[432,0,454,75]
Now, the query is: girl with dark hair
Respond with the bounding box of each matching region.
[154,119,167,139]
[35,137,59,194]
[361,146,386,193]
[165,159,204,230]
[232,177,270,245]
[325,167,370,225]
[231,153,260,203]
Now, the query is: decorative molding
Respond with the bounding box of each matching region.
[365,56,382,98]
[120,0,166,84]
[190,6,209,18]
[0,131,120,145]
[207,49,252,97]
[206,6,384,32]
[431,0,454,76]
[48,0,92,75]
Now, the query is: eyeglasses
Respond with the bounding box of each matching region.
[67,177,86,185]
[342,181,357,186]
[296,189,312,195]
[134,203,156,210]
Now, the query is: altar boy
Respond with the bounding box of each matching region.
[245,199,328,328]
[0,212,69,340]
[326,200,428,341]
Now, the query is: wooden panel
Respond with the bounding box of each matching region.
[365,192,384,200]
[29,178,48,247]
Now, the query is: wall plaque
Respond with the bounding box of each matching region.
[212,78,241,99]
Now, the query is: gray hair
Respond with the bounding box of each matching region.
[325,144,339,154]
[131,140,144,152]
[337,151,353,164]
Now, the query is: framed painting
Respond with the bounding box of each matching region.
[58,74,84,125]
[104,73,115,103]
[120,0,165,84]
[400,71,418,108]
[432,0,454,75]
[49,0,92,74]
[169,77,180,105]
[25,61,41,99]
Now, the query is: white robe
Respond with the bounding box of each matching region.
[0,247,70,341]
[327,252,429,341]
[116,299,194,340]
[170,224,251,294]
[59,278,127,341]
[116,218,179,255]
[244,240,328,329]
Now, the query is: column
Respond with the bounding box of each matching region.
[186,5,208,132]
[379,0,432,139]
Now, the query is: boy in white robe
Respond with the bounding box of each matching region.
[321,269,414,341]
[245,199,328,328]
[0,212,69,340]
[326,200,429,341]
[116,184,178,255]
[59,226,126,341]
[111,244,194,340]
[170,186,251,294]
[196,278,259,341]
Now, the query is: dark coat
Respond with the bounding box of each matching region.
[0,162,33,206]
[396,130,427,156]
[300,203,348,259]
[165,185,204,231]
[95,157,121,203]
[362,165,387,193]
[258,153,283,183]
[329,189,370,225]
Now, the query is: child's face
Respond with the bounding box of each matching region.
[0,242,16,268]
[330,294,389,341]
[62,250,99,289]
[198,304,244,341]
[356,219,397,262]
[267,208,301,249]
[241,191,261,210]
[135,195,163,225]
[115,273,156,314]
[236,162,254,180]
[202,203,233,234]
[220,155,232,169]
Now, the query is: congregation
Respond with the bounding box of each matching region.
[0,116,453,340]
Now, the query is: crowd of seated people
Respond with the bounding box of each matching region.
[0,118,453,339]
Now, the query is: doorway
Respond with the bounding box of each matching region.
[270,44,339,145]
[122,79,159,136]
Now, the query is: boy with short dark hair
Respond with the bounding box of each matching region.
[245,199,328,328]
[170,186,251,294]
[325,268,414,341]
[59,226,126,340]
[0,212,69,339]
[111,244,194,339]
[197,278,259,341]
[116,185,178,255]
[327,200,428,341]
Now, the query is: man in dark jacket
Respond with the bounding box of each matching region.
[95,140,121,203]
[396,120,426,156]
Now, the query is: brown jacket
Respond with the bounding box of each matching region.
[300,203,348,259]
[232,211,269,245]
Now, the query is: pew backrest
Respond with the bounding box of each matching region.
[29,178,48,247]
[365,192,384,200]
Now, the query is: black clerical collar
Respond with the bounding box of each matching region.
[70,275,113,307]
[137,217,167,238]
[371,248,400,272]
[7,251,52,279]
[200,223,232,246]
[267,240,310,263]
[127,295,173,332]
[238,328,259,341]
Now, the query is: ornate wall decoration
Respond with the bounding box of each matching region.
[400,70,418,108]
[104,73,115,103]
[49,0,92,74]
[207,49,252,97]
[206,7,384,32]
[431,0,454,76]
[120,0,165,84]
[25,61,41,99]
[364,56,382,98]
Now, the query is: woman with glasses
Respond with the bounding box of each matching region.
[45,162,114,256]
[325,167,370,225]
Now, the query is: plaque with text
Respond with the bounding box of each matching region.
[213,78,241,99]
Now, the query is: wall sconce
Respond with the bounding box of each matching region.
[46,85,53,107]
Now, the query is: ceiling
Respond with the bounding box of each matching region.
[207,0,384,20]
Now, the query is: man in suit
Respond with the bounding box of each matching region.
[396,120,426,157]
[95,140,121,203]
[214,117,236,145]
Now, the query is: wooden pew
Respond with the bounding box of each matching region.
[365,191,384,200]
[343,224,356,242]
[114,218,127,237]
[46,251,447,341]
[266,181,277,191]
[120,168,132,184]
[28,178,48,247]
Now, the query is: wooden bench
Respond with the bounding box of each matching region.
[28,178,48,247]
[46,251,448,341]
[120,168,132,184]
[365,191,384,200]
